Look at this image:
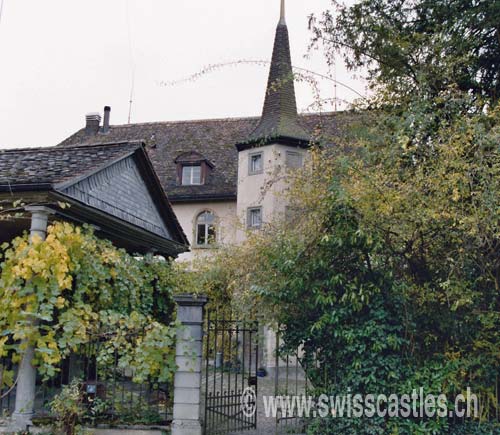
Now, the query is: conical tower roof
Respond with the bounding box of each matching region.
[237,1,310,150]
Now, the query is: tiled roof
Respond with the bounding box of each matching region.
[0,142,141,189]
[59,112,352,202]
[244,20,309,146]
[0,141,188,250]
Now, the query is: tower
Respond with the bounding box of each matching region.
[235,0,310,242]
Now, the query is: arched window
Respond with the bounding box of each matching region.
[196,211,216,246]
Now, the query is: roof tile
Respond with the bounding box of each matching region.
[0,142,140,188]
[59,112,353,201]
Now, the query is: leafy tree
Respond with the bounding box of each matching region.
[221,104,500,432]
[207,1,500,432]
[310,0,500,104]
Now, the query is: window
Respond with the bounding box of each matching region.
[249,152,263,175]
[175,151,214,186]
[286,151,303,169]
[182,165,202,185]
[247,207,263,229]
[196,211,216,246]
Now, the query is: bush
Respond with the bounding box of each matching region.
[50,379,86,435]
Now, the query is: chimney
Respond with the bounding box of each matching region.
[85,112,101,135]
[102,106,111,133]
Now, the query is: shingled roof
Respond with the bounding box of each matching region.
[240,7,310,149]
[59,112,352,202]
[0,142,188,255]
[0,142,140,190]
[58,2,361,203]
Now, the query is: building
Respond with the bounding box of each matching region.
[59,3,351,263]
[0,142,188,258]
[0,141,188,429]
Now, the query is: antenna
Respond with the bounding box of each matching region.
[128,71,135,124]
[126,0,135,123]
[0,0,5,27]
[334,59,338,112]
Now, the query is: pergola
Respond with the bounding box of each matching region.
[0,140,190,430]
[0,141,189,257]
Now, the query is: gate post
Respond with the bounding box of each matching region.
[172,294,208,435]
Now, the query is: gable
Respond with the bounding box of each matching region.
[175,151,207,164]
[60,156,171,239]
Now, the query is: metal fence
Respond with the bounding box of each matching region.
[203,315,259,435]
[0,339,173,426]
[274,331,309,435]
[0,357,15,420]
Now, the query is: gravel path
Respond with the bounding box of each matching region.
[229,377,277,435]
[229,377,306,435]
[202,373,306,435]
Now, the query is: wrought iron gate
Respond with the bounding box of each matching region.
[274,330,309,435]
[203,313,259,435]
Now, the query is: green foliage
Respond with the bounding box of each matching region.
[0,222,178,385]
[49,379,86,435]
[307,418,500,435]
[310,0,500,104]
[110,402,166,426]
[212,1,500,429]
[448,422,500,435]
[231,110,500,432]
[165,255,235,317]
[243,2,500,433]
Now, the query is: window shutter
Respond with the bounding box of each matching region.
[176,163,183,184]
[286,151,303,168]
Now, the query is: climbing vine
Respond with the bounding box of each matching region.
[0,222,178,385]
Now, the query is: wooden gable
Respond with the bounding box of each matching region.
[61,156,171,239]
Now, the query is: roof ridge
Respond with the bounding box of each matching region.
[1,141,142,153]
[59,140,143,149]
[114,116,261,128]
[105,111,344,129]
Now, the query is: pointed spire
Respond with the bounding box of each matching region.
[280,0,286,25]
[237,0,309,150]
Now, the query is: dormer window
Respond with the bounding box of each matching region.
[175,151,214,186]
[182,165,202,185]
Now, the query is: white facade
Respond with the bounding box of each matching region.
[173,143,306,261]
[172,201,237,262]
[236,143,305,242]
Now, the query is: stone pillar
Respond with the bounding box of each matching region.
[11,206,53,431]
[171,294,208,435]
[25,206,53,241]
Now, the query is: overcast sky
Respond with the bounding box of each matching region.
[0,0,364,149]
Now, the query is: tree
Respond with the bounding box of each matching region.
[220,105,500,432]
[206,1,500,433]
[310,0,500,105]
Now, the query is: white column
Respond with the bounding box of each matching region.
[11,206,53,431]
[171,294,207,435]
